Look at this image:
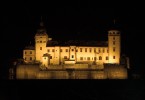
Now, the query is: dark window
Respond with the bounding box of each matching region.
[72,49,74,51]
[64,56,67,59]
[113,56,115,59]
[48,49,50,52]
[113,47,115,52]
[52,49,54,52]
[103,49,105,53]
[72,55,74,58]
[50,56,52,59]
[25,51,27,54]
[107,49,109,53]
[113,41,115,45]
[30,57,32,60]
[89,48,92,52]
[40,47,42,50]
[113,37,115,40]
[80,57,83,60]
[87,57,90,60]
[60,49,62,52]
[30,51,32,54]
[99,56,102,60]
[76,49,78,52]
[94,48,96,53]
[98,49,101,53]
[80,48,82,52]
[106,56,109,60]
[94,57,96,60]
[40,41,42,43]
[85,48,87,52]
[66,49,68,52]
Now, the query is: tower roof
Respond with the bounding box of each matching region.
[36,16,47,35]
[108,19,121,31]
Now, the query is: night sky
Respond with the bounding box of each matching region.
[1,1,145,100]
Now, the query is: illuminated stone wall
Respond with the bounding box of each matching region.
[16,64,127,79]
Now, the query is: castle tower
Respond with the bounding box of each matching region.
[35,17,48,62]
[108,30,121,64]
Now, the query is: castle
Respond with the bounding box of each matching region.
[10,19,129,79]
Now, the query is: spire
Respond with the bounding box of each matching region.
[40,16,44,27]
[113,19,116,25]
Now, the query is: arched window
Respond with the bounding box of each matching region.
[99,56,102,60]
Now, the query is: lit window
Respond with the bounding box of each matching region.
[80,48,82,52]
[85,48,87,52]
[80,57,83,60]
[113,56,115,59]
[99,56,102,60]
[40,47,42,50]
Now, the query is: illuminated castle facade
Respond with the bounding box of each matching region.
[11,19,129,79]
[23,21,121,67]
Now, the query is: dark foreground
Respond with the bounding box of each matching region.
[0,80,145,100]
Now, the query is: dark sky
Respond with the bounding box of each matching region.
[1,1,145,79]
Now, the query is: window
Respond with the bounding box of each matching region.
[89,48,92,52]
[64,56,67,59]
[113,47,115,52]
[99,56,102,60]
[80,57,83,60]
[25,57,26,60]
[60,49,62,52]
[66,49,68,52]
[80,48,82,52]
[113,41,115,45]
[43,41,46,43]
[72,55,74,58]
[50,56,52,59]
[76,49,78,52]
[113,56,115,59]
[40,47,42,50]
[40,41,42,43]
[30,57,32,60]
[72,49,74,51]
[85,48,87,52]
[30,51,32,54]
[25,51,27,54]
[37,41,39,43]
[113,37,115,40]
[107,49,109,53]
[94,48,96,53]
[52,49,55,52]
[106,56,109,60]
[94,57,96,60]
[48,49,50,52]
[87,57,90,60]
[98,49,101,53]
[103,49,105,53]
